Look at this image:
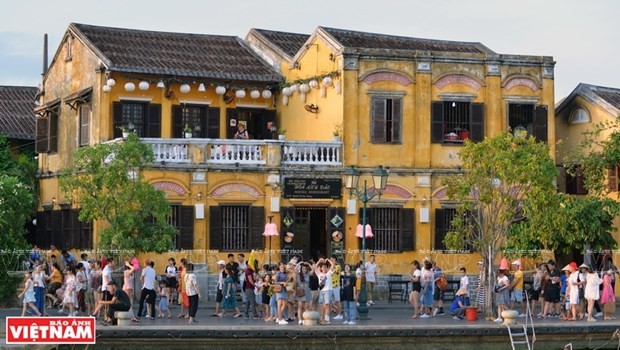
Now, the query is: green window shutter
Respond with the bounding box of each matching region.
[392,98,402,143]
[250,206,265,250]
[400,208,415,251]
[209,206,222,250]
[112,102,123,139]
[431,101,444,143]
[35,117,49,153]
[172,105,183,138]
[147,104,162,138]
[207,107,221,139]
[470,103,484,142]
[534,105,548,142]
[179,206,194,250]
[371,98,386,143]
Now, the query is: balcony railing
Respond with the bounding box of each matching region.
[138,138,343,167]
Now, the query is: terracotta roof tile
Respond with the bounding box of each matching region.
[72,23,282,83]
[0,86,37,140]
[252,29,310,58]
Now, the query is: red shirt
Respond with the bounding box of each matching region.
[244,267,255,289]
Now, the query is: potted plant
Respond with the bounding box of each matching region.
[184,124,193,138]
[118,125,132,139]
[332,122,343,142]
[277,128,287,141]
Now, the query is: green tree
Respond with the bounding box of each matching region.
[442,132,558,319]
[60,133,177,254]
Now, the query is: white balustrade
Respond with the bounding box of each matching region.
[207,140,266,165]
[281,141,342,166]
[141,138,190,163]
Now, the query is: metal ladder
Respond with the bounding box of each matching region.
[507,323,531,350]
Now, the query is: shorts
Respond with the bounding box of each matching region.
[433,286,444,301]
[48,282,62,295]
[167,278,177,289]
[276,291,288,301]
[216,289,223,303]
[331,286,341,302]
[319,290,331,305]
[159,296,168,311]
[84,289,94,305]
[529,288,540,301]
[511,289,523,303]
[544,288,560,303]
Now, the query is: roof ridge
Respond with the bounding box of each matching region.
[318,26,486,46]
[253,28,309,37]
[581,83,620,92]
[71,22,239,39]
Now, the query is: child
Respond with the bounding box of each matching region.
[255,276,265,319]
[19,271,42,317]
[263,274,274,321]
[601,270,616,320]
[156,280,171,318]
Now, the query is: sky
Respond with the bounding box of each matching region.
[0,0,618,102]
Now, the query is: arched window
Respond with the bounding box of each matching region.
[570,108,590,124]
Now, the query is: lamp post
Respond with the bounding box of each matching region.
[343,165,388,320]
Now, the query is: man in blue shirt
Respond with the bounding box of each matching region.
[450,288,468,319]
[61,250,76,267]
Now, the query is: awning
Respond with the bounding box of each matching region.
[34,98,61,117]
[63,86,93,110]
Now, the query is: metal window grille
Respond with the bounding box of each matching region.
[371,208,400,252]
[221,205,249,251]
[122,102,146,136]
[508,104,534,135]
[443,101,470,142]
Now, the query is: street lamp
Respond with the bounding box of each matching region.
[343,165,388,320]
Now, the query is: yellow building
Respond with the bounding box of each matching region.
[36,23,555,275]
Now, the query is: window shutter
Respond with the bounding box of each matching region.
[392,98,402,143]
[470,103,484,142]
[35,117,49,153]
[79,105,91,146]
[608,167,618,192]
[431,101,444,143]
[400,208,415,251]
[36,212,47,248]
[51,211,62,248]
[70,209,83,249]
[360,208,375,251]
[250,206,265,250]
[209,206,222,250]
[112,102,123,139]
[575,168,588,195]
[146,104,161,138]
[566,170,577,195]
[178,206,194,250]
[207,107,221,139]
[434,208,446,250]
[171,105,183,138]
[371,98,386,143]
[49,114,58,153]
[534,105,548,142]
[226,109,238,139]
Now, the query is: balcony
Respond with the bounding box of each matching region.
[138,138,343,168]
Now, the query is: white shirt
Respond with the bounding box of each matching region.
[141,266,156,290]
[217,270,225,290]
[319,270,333,291]
[101,265,112,292]
[460,275,469,290]
[238,261,247,283]
[165,265,177,278]
[80,260,91,280]
[185,273,198,296]
[365,262,377,283]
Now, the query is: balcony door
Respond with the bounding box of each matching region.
[226,108,275,140]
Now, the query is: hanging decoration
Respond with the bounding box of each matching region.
[102,85,111,93]
[179,84,191,93]
[282,95,289,106]
[139,81,150,91]
[320,86,326,98]
[107,78,116,87]
[289,84,298,94]
[235,89,246,99]
[215,86,226,95]
[335,80,342,94]
[198,83,206,92]
[124,82,135,92]
[309,80,319,89]
[250,89,260,99]
[261,90,272,99]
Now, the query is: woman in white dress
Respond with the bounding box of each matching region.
[567,263,581,320]
[19,271,41,316]
[582,264,602,322]
[62,267,78,316]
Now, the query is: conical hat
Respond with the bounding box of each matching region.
[499,258,509,270]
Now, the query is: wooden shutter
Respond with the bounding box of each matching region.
[35,117,49,153]
[207,107,221,138]
[400,208,415,251]
[392,98,402,143]
[226,109,238,139]
[146,104,161,138]
[79,105,90,146]
[49,114,58,153]
[434,208,446,250]
[36,212,47,248]
[608,166,619,192]
[359,208,375,251]
[178,206,194,250]
[431,101,444,143]
[112,102,123,139]
[534,105,548,142]
[470,103,484,142]
[51,211,62,248]
[172,105,183,138]
[250,206,265,250]
[371,98,386,143]
[209,206,222,250]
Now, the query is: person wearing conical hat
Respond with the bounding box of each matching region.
[449,287,468,320]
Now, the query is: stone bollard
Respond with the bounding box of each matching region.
[501,310,519,325]
[115,311,134,326]
[302,311,320,326]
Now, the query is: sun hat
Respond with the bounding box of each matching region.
[455,287,468,296]
[512,260,521,266]
[217,260,226,266]
[579,263,590,269]
[499,258,509,270]
[569,262,578,270]
[561,264,571,271]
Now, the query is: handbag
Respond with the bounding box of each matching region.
[437,275,448,291]
[296,288,306,297]
[273,284,283,293]
[182,293,189,308]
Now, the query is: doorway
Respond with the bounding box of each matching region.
[281,207,327,262]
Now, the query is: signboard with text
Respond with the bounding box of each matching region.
[283,178,342,199]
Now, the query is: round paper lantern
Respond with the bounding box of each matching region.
[282,87,291,96]
[250,90,260,99]
[180,84,191,94]
[289,84,298,93]
[102,84,111,93]
[215,86,227,95]
[299,83,310,93]
[106,78,116,87]
[309,80,319,89]
[323,76,333,86]
[335,81,342,94]
[320,86,326,98]
[235,90,246,99]
[300,92,307,103]
[124,82,135,92]
[138,81,150,91]
[282,95,289,106]
[261,90,272,99]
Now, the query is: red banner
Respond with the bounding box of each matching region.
[5,317,96,344]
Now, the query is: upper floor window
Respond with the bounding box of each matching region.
[172,104,220,138]
[64,36,73,61]
[79,104,91,147]
[370,96,402,144]
[112,101,161,138]
[570,108,590,124]
[566,166,588,195]
[608,165,619,192]
[167,204,194,250]
[431,101,484,143]
[508,103,548,142]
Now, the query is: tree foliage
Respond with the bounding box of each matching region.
[60,134,177,254]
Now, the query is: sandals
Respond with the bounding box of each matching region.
[131,317,140,323]
[177,314,186,318]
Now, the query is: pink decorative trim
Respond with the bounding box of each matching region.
[362,71,413,86]
[435,74,483,91]
[211,183,262,198]
[504,77,539,91]
[368,184,412,199]
[433,188,447,200]
[151,181,187,195]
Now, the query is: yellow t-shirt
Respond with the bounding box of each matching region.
[50,269,62,284]
[332,264,341,287]
[513,270,524,290]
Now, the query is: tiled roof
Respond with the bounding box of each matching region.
[252,29,310,58]
[320,27,495,54]
[0,86,37,140]
[556,83,620,116]
[71,23,282,83]
[590,85,620,110]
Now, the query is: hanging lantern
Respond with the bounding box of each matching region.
[282,87,291,96]
[106,78,116,87]
[124,82,135,92]
[262,90,272,99]
[198,83,206,92]
[102,84,111,93]
[235,89,246,99]
[215,86,226,95]
[300,92,307,103]
[157,80,165,88]
[180,84,191,94]
[323,76,333,86]
[250,90,260,99]
[289,84,298,93]
[138,81,150,91]
[282,95,289,106]
[299,83,310,93]
[320,86,326,98]
[309,80,319,89]
[335,81,342,95]
[355,224,374,238]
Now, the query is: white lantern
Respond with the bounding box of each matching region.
[250,90,260,99]
[198,83,206,92]
[261,90,272,99]
[102,84,111,93]
[282,87,291,96]
[309,80,319,89]
[235,90,246,99]
[180,84,191,94]
[335,81,342,94]
[323,76,333,86]
[300,92,307,103]
[107,78,116,87]
[289,84,298,93]
[320,86,326,98]
[215,86,227,95]
[124,82,135,92]
[139,81,150,91]
[299,83,310,93]
[282,95,289,106]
